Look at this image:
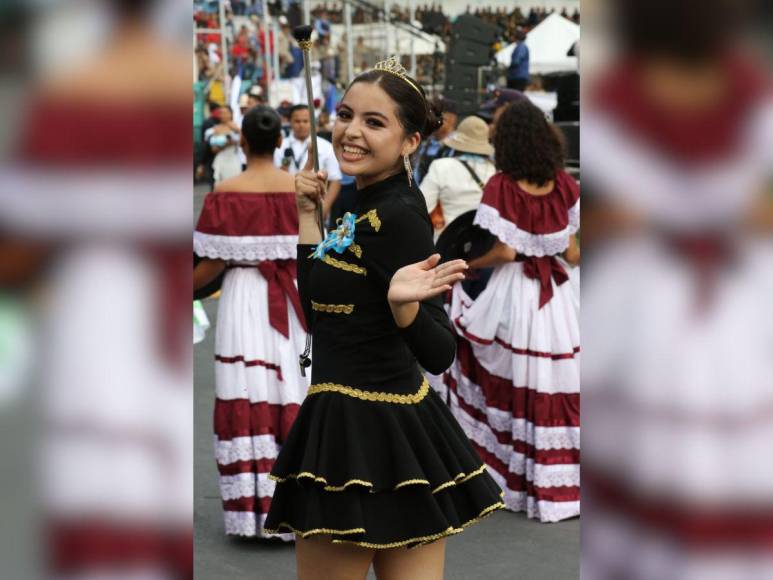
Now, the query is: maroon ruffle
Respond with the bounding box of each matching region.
[480,170,579,235]
[19,100,191,165]
[195,192,299,237]
[591,53,770,163]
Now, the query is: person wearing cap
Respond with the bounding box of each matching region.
[413,97,458,185]
[247,84,263,109]
[478,87,526,141]
[507,28,530,91]
[419,115,496,239]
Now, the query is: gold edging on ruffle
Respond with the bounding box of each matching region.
[306,377,430,404]
[355,209,381,232]
[329,499,506,550]
[263,523,366,538]
[311,301,355,314]
[431,464,489,493]
[393,478,430,490]
[268,472,374,492]
[269,461,489,495]
[322,254,367,276]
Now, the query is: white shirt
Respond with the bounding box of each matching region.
[420,155,496,238]
[274,134,342,181]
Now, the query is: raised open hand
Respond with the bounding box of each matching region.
[388,254,467,305]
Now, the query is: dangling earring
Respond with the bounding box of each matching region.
[403,154,413,188]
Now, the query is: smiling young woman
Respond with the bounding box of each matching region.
[263,58,506,580]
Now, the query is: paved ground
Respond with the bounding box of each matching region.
[193,184,579,579]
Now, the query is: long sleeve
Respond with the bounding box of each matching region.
[361,198,456,374]
[297,244,316,328]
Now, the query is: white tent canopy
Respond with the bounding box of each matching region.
[496,13,579,75]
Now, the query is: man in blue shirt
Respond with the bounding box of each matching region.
[507,29,530,92]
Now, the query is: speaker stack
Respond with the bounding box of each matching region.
[443,15,497,115]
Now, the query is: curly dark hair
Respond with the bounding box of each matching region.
[494,100,564,186]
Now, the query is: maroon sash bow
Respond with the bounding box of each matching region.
[518,255,569,309]
[255,260,307,339]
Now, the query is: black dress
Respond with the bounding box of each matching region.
[264,172,504,549]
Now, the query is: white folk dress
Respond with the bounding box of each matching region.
[194,191,310,539]
[439,169,581,523]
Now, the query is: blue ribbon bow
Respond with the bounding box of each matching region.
[312,212,356,259]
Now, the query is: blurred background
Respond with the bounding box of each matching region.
[0,1,193,579]
[581,0,773,579]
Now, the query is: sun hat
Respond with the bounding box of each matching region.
[442,115,494,156]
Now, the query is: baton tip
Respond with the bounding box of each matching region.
[293,25,313,42]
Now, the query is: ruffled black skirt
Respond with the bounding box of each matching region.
[264,377,505,549]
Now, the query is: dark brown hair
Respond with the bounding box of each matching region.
[242,106,281,156]
[347,70,443,139]
[494,100,564,186]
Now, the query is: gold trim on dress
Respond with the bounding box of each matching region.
[269,461,489,495]
[306,377,430,404]
[355,209,381,232]
[263,522,366,538]
[312,301,355,314]
[330,499,506,550]
[268,472,374,492]
[322,254,367,276]
[348,242,363,258]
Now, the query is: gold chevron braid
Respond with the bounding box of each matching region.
[355,209,381,232]
[298,39,314,51]
[322,254,367,276]
[373,56,424,99]
[348,242,363,258]
[312,301,354,314]
[307,377,430,404]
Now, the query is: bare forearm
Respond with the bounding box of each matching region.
[467,242,516,269]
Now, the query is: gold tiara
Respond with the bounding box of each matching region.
[373,56,424,99]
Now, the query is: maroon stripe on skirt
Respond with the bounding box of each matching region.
[450,384,580,465]
[474,445,581,503]
[48,519,192,575]
[214,399,300,443]
[455,316,580,359]
[223,496,273,514]
[215,355,284,382]
[217,458,277,476]
[453,341,580,426]
[585,468,773,547]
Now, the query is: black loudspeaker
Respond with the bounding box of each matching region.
[544,72,580,123]
[451,15,498,46]
[447,39,491,66]
[443,89,481,115]
[555,121,580,165]
[444,64,480,92]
